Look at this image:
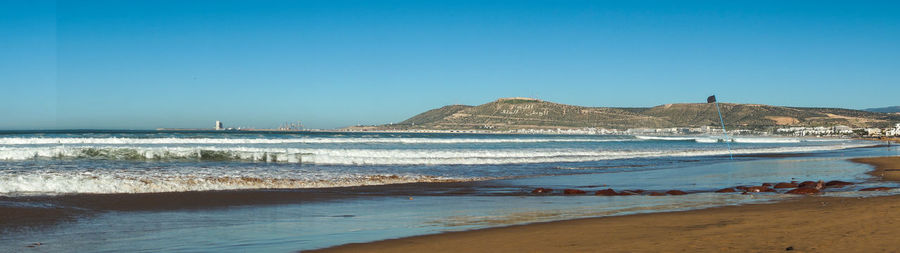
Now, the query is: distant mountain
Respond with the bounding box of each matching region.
[865,106,900,114]
[374,98,900,130]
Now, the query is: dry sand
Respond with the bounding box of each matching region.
[310,157,900,253]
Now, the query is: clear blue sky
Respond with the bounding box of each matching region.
[2,0,899,129]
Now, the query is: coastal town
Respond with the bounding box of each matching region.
[194,118,900,140]
[332,97,900,138]
[164,97,900,140]
[340,123,900,139]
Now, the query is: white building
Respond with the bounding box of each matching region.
[776,126,835,136]
[215,121,224,130]
[833,125,853,134]
[865,128,882,136]
[886,123,900,137]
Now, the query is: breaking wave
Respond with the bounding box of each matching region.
[0,136,843,146]
[0,137,630,145]
[634,136,698,141]
[0,144,870,165]
[0,133,873,195]
[0,172,476,195]
[635,136,835,143]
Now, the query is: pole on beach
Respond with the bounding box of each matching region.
[708,95,733,160]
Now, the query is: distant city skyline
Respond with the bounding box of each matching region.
[2,0,899,130]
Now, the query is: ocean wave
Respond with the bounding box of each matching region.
[634,136,698,141]
[636,136,820,144]
[0,172,475,195]
[0,144,870,165]
[0,136,841,146]
[693,138,720,143]
[732,138,803,143]
[0,137,630,145]
[695,137,803,143]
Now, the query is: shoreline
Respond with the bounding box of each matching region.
[852,156,900,181]
[309,156,900,253]
[310,195,900,253]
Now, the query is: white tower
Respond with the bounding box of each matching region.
[215,121,223,130]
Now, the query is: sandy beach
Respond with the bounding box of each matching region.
[853,156,900,181]
[311,156,900,253]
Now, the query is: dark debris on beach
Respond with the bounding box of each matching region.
[529,179,897,197]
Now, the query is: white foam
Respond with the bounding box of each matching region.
[0,143,872,165]
[0,136,842,146]
[638,136,816,144]
[693,138,720,143]
[635,136,697,141]
[0,170,476,195]
[0,137,628,145]
[732,137,802,143]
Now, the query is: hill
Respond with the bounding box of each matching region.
[378,98,900,130]
[399,104,473,126]
[865,106,900,114]
[398,97,670,130]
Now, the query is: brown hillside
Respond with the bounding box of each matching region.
[384,98,900,130]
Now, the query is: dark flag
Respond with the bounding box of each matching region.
[707,95,716,103]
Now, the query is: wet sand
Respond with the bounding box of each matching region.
[852,156,900,181]
[0,206,84,232]
[0,181,485,234]
[0,182,467,211]
[310,156,900,253]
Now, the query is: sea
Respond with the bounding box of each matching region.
[1,130,898,252]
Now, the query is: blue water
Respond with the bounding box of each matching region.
[0,131,870,194]
[0,131,897,252]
